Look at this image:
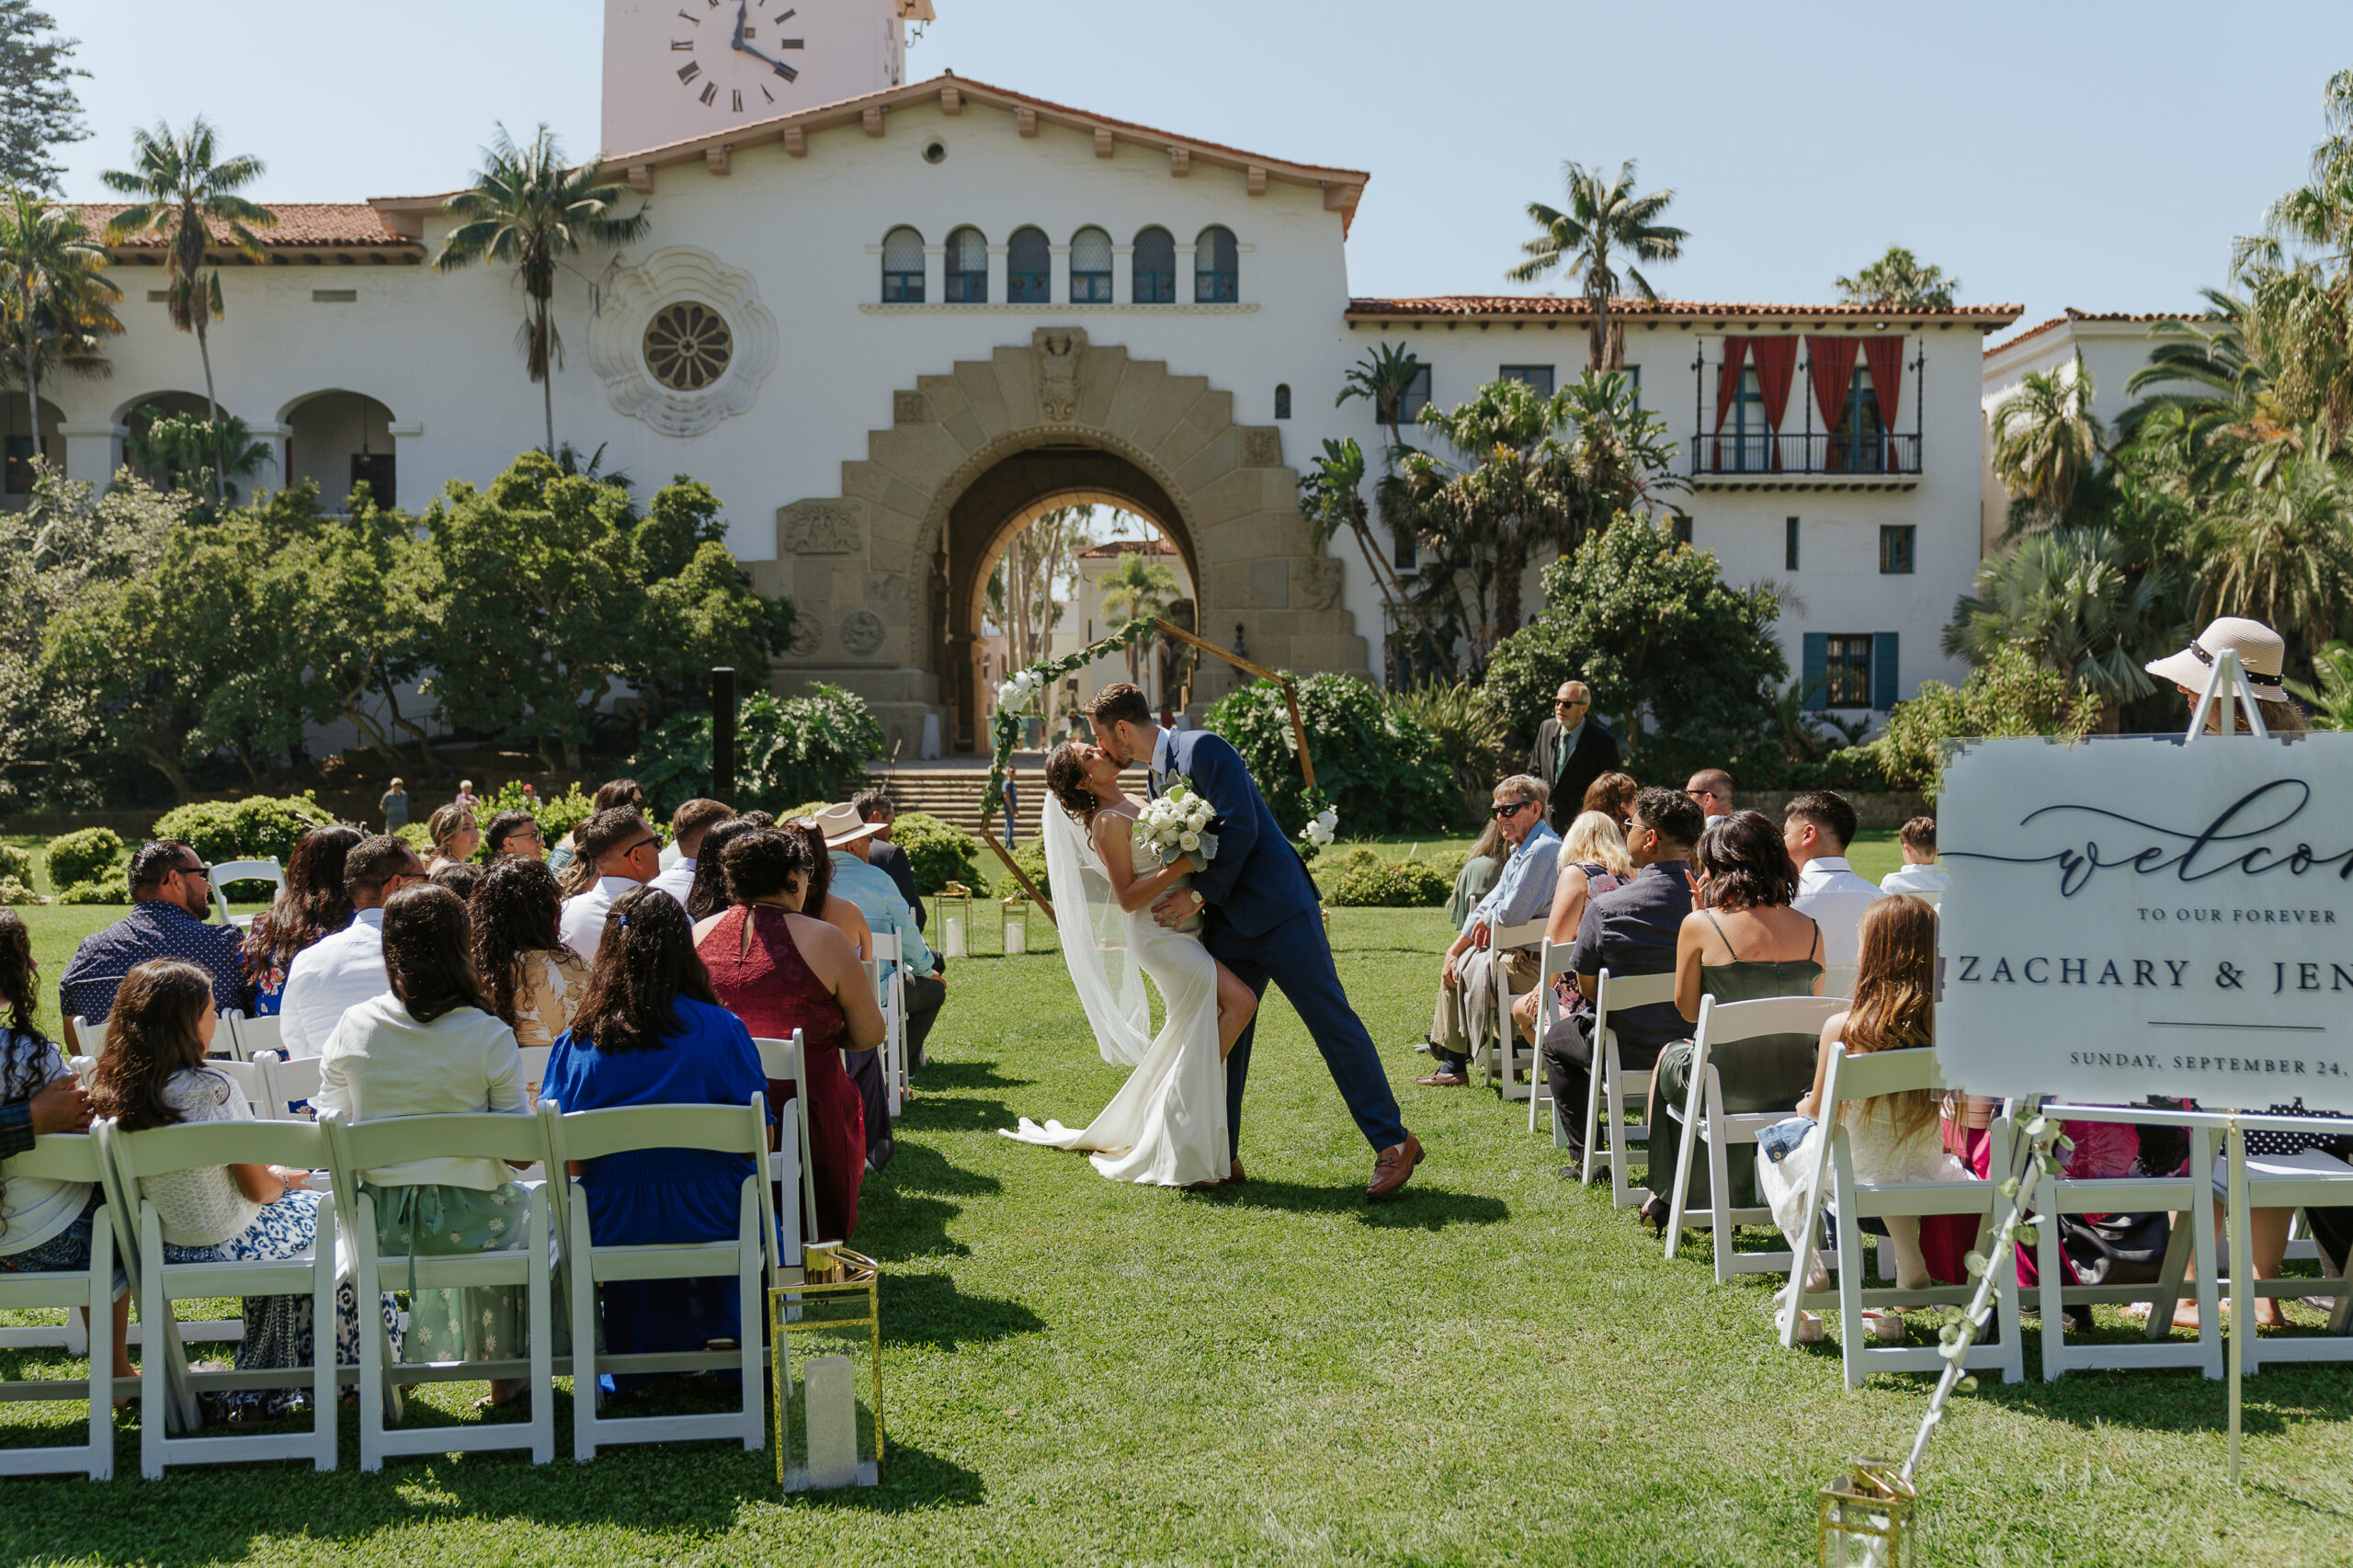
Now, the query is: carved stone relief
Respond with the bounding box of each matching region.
[1299,557,1342,611]
[1239,426,1282,468]
[778,498,865,554]
[586,246,779,437]
[1032,326,1086,422]
[787,613,823,656]
[893,390,928,424]
[839,609,886,657]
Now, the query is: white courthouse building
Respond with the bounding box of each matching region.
[17,0,2020,756]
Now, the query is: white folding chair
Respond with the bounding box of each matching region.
[753,1034,818,1272]
[321,1109,558,1468]
[2029,1116,2221,1381]
[1777,1046,2024,1389]
[1526,939,1576,1137]
[544,1095,779,1460]
[206,1053,280,1119]
[270,1051,323,1116]
[1577,970,1680,1210]
[2212,1141,2353,1375]
[1480,918,1547,1099]
[209,858,286,930]
[0,1134,121,1479]
[1665,995,1847,1282]
[226,1012,284,1065]
[870,933,906,1117]
[98,1115,342,1477]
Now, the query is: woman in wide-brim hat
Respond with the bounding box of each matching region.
[2143,615,2308,735]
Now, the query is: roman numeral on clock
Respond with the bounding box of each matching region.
[699,81,718,105]
[772,60,799,80]
[677,61,700,84]
[760,84,774,102]
[671,38,693,49]
[676,6,699,21]
[732,89,744,111]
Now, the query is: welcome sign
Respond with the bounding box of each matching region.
[1938,733,2353,1113]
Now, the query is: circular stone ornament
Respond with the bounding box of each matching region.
[839,609,886,657]
[589,247,779,437]
[642,301,734,392]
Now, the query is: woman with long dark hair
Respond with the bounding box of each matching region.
[695,829,885,1243]
[544,886,767,1385]
[92,959,393,1415]
[244,824,363,1015]
[471,856,589,1056]
[313,883,540,1403]
[683,818,762,922]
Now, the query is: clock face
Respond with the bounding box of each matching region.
[666,0,807,117]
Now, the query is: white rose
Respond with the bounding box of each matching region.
[1179,831,1201,851]
[996,682,1022,711]
[1316,807,1339,831]
[1188,803,1212,828]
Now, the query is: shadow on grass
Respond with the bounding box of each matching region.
[880,1269,1046,1351]
[870,1137,1003,1199]
[1199,1178,1508,1231]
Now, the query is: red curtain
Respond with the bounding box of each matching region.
[1711,336,1749,430]
[1862,335,1905,430]
[1807,335,1859,437]
[1749,336,1798,471]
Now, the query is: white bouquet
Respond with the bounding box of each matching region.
[995,667,1044,716]
[1301,806,1339,848]
[1137,777,1219,870]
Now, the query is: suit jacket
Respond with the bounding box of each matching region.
[1529,715,1620,830]
[1150,727,1318,940]
[866,839,926,930]
[1564,858,1694,1066]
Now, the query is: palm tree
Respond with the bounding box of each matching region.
[2189,450,2353,665]
[1834,244,1961,310]
[435,124,650,456]
[1097,550,1178,686]
[2231,67,2353,449]
[1506,160,1687,372]
[1556,369,1687,526]
[98,118,274,508]
[1942,527,2172,723]
[1401,377,1583,650]
[1989,353,2108,518]
[0,187,120,460]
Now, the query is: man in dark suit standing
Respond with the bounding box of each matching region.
[1528,680,1620,832]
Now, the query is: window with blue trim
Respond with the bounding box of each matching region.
[1070,226,1112,303]
[1824,634,1874,709]
[881,226,925,302]
[1833,366,1885,472]
[1726,366,1771,472]
[944,225,987,303]
[1007,226,1050,302]
[1499,365,1555,396]
[1194,225,1237,301]
[1132,226,1176,303]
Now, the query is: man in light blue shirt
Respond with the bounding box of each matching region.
[1420,775,1560,1087]
[814,802,942,1170]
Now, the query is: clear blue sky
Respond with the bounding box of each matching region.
[50,0,2347,336]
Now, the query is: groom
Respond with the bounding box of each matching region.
[1085,683,1423,1199]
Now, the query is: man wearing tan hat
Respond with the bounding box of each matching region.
[813,801,942,1171]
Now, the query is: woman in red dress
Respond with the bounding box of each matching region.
[694,827,885,1243]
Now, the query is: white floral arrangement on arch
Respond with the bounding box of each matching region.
[995,666,1045,716]
[1137,776,1218,870]
[1301,805,1339,849]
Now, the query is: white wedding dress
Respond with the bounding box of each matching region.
[1000,802,1229,1187]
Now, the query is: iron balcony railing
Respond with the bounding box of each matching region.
[1689,430,1922,477]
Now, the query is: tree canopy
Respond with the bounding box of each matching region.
[1834,245,1961,311]
[0,3,85,193]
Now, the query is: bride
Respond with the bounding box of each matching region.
[999,741,1257,1188]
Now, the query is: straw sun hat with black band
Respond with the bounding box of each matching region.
[2143,617,2289,702]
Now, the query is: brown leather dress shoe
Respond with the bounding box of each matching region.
[1414,1071,1468,1087]
[1184,1158,1245,1192]
[1367,1133,1423,1200]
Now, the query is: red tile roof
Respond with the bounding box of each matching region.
[1985,308,2189,356]
[1347,295,2022,322]
[70,202,419,250]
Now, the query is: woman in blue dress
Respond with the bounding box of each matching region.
[544,885,767,1391]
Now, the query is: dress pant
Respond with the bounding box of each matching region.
[1648,1032,1819,1210]
[1429,949,1539,1076]
[903,972,946,1067]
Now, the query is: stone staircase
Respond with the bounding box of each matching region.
[862,763,1148,837]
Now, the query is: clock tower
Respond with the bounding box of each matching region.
[601,0,931,155]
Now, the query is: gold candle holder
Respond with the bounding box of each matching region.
[1817,1458,1917,1566]
[935,885,972,960]
[771,1244,883,1492]
[1000,892,1030,956]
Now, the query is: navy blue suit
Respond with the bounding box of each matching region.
[1151,727,1408,1157]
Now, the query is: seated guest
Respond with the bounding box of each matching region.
[648,798,732,910]
[0,910,131,1385]
[279,835,427,1059]
[313,884,539,1405]
[1684,768,1734,824]
[685,819,761,922]
[1540,787,1701,1186]
[552,778,650,889]
[424,804,480,875]
[91,959,391,1415]
[1445,817,1507,933]
[1647,810,1825,1222]
[1418,776,1558,1088]
[852,789,926,930]
[544,887,767,1390]
[429,861,483,902]
[1879,816,1949,897]
[1758,893,1970,1342]
[695,829,886,1243]
[559,809,661,963]
[814,803,933,1161]
[1580,771,1639,827]
[1785,790,1885,971]
[59,839,253,1028]
[243,824,362,1016]
[782,819,876,962]
[482,810,545,862]
[472,857,590,1056]
[1511,810,1633,1045]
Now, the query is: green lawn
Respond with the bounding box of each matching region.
[9,861,2328,1565]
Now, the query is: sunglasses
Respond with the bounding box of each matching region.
[175,862,211,881]
[1554,699,1586,709]
[1493,800,1537,819]
[1685,789,1718,801]
[626,837,661,858]
[1623,817,1650,836]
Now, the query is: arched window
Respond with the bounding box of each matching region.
[1007,225,1051,302]
[1274,382,1291,420]
[1195,225,1238,302]
[944,226,987,302]
[881,226,925,302]
[1070,226,1112,303]
[1132,226,1176,303]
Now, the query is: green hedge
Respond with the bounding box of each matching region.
[1205,674,1460,836]
[892,812,982,895]
[1318,847,1451,908]
[0,844,34,886]
[56,880,128,905]
[44,827,123,891]
[0,877,34,906]
[630,684,884,818]
[152,794,336,868]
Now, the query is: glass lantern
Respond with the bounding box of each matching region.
[1000,892,1030,956]
[771,1244,884,1492]
[935,885,972,960]
[1817,1458,1916,1567]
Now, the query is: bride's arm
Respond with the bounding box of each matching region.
[1094,813,1193,914]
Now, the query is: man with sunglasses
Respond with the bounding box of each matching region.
[1419,777,1558,1088]
[561,808,664,962]
[59,839,255,1026]
[1528,681,1620,835]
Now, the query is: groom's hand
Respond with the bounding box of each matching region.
[1151,885,1202,927]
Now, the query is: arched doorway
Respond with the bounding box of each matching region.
[280,391,398,507]
[1,394,63,504]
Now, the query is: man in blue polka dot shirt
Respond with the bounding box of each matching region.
[58,840,254,1026]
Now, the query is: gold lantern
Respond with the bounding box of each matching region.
[1000,892,1031,956]
[934,884,972,960]
[771,1244,884,1492]
[1817,1458,1917,1567]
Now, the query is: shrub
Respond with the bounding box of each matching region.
[892,812,983,895]
[475,780,598,850]
[630,685,884,817]
[1384,681,1507,800]
[1841,641,2094,798]
[45,827,123,891]
[0,844,32,885]
[0,876,35,905]
[1324,853,1451,908]
[396,823,434,856]
[152,793,335,868]
[57,879,127,905]
[993,837,1051,904]
[1205,673,1459,836]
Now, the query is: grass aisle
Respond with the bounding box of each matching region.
[4,903,2348,1564]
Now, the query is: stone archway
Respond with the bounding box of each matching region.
[749,329,1362,756]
